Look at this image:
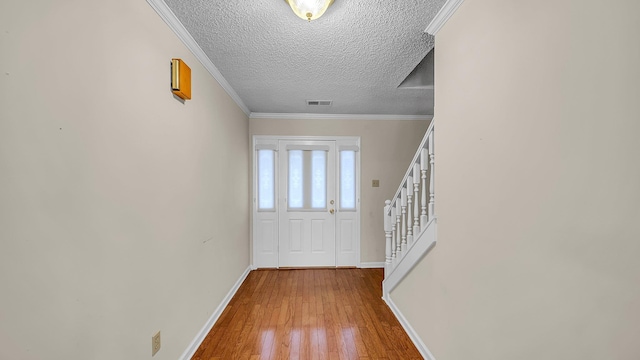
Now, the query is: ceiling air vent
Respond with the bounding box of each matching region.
[306,100,333,106]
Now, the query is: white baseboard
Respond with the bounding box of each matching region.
[359,262,385,268]
[383,294,436,360]
[179,266,252,360]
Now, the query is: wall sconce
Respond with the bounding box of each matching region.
[171,59,191,100]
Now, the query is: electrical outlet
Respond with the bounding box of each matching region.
[152,331,161,356]
[372,179,380,187]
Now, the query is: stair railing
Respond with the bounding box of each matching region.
[384,121,436,277]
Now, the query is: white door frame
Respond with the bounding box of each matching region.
[252,135,361,268]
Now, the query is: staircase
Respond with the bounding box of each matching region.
[382,121,437,298]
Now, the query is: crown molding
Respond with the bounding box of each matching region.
[424,0,465,35]
[146,0,251,116]
[250,113,433,121]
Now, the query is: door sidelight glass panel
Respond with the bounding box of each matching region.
[258,149,275,210]
[340,150,356,210]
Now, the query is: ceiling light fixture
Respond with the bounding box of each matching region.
[285,0,335,22]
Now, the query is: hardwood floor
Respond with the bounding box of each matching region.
[192,268,422,360]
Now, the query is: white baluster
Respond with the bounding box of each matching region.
[420,148,428,227]
[401,188,407,252]
[395,199,402,259]
[428,131,435,220]
[384,200,392,268]
[413,163,421,236]
[406,176,413,245]
[390,205,397,261]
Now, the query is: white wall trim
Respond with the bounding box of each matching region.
[424,0,465,35]
[383,294,437,360]
[145,0,251,116]
[250,113,433,121]
[359,262,385,268]
[179,266,252,360]
[253,135,365,142]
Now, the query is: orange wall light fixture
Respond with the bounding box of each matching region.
[171,59,191,100]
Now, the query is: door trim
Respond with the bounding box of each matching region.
[252,135,361,268]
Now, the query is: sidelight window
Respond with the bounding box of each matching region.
[257,149,275,210]
[340,150,356,210]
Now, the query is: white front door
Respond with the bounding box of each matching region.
[253,136,360,269]
[278,140,336,267]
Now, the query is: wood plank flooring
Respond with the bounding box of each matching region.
[192,268,422,360]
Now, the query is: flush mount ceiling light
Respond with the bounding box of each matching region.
[285,0,335,21]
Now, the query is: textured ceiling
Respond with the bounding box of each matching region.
[163,0,446,115]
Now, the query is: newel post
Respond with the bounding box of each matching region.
[390,205,397,260]
[428,130,435,220]
[400,188,407,252]
[384,200,392,267]
[406,176,414,245]
[420,148,429,227]
[395,199,402,258]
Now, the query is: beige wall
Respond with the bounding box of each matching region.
[250,118,430,263]
[392,0,640,359]
[0,1,249,359]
